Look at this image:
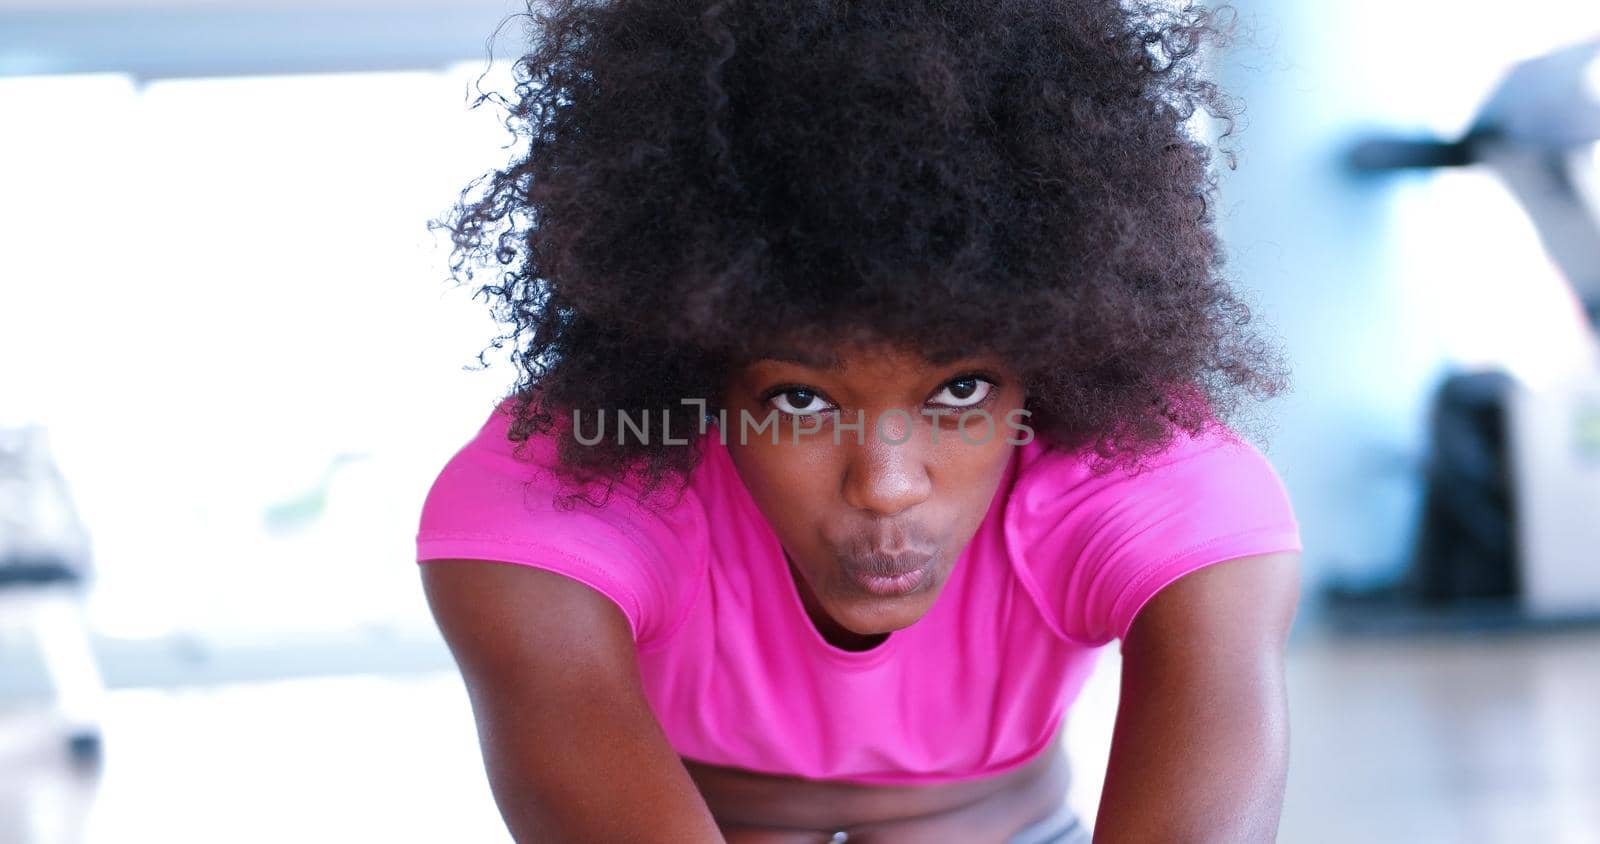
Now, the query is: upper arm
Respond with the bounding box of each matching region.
[1094,550,1301,843]
[421,558,724,844]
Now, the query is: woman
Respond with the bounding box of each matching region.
[417,0,1303,841]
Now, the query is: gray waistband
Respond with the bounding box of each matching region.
[1005,800,1092,844]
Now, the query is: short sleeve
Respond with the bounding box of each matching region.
[414,403,708,649]
[1004,424,1303,647]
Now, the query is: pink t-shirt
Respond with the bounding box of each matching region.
[415,399,1302,786]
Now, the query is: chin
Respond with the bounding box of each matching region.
[834,584,940,633]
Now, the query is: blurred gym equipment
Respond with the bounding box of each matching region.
[0,422,105,764]
[1341,38,1600,630]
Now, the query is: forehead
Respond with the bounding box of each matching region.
[741,340,983,373]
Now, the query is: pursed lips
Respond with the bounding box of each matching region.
[838,546,938,578]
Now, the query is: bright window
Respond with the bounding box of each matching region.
[0,64,520,643]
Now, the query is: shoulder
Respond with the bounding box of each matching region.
[415,399,711,647]
[1002,422,1302,646]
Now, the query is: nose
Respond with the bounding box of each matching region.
[840,414,933,517]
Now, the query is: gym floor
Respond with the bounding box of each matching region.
[2,627,1598,844]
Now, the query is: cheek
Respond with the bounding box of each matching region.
[929,417,1009,469]
[930,438,1014,519]
[730,440,841,530]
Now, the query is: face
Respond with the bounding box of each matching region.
[720,340,1027,642]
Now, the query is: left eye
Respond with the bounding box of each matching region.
[931,378,993,408]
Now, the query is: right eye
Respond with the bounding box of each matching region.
[768,388,832,417]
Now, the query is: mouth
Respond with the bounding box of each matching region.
[839,548,936,597]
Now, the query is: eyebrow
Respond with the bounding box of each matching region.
[749,347,845,372]
[748,344,997,373]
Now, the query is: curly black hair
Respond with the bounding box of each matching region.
[440,0,1288,504]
